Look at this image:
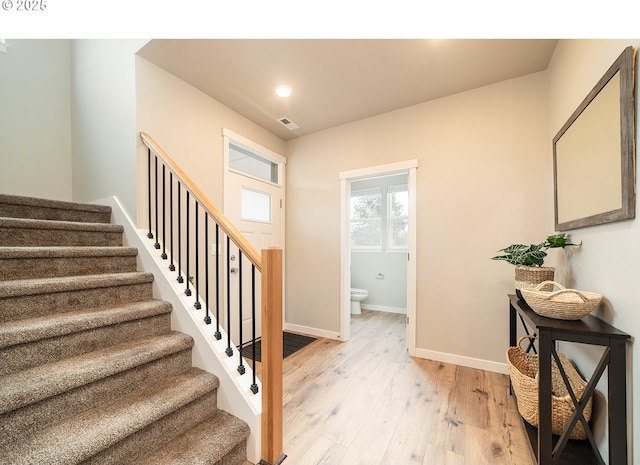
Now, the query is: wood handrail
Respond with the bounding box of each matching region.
[140,132,262,271]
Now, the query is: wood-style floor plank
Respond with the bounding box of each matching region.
[275,310,533,465]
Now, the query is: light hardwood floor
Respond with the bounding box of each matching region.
[276,310,534,465]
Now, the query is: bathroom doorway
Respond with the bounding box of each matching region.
[339,160,417,355]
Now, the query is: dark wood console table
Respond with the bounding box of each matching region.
[508,294,631,465]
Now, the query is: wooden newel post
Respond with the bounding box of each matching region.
[260,248,285,465]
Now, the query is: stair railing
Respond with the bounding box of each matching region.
[140,132,284,465]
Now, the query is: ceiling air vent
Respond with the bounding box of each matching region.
[278,117,299,131]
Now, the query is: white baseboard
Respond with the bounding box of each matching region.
[414,348,509,375]
[361,304,407,314]
[284,322,341,341]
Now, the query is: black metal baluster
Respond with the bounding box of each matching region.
[161,164,167,259]
[185,191,191,296]
[204,215,211,324]
[176,183,184,284]
[225,235,233,357]
[147,148,153,239]
[250,264,259,394]
[237,250,245,375]
[214,224,222,340]
[194,201,201,309]
[169,173,175,271]
[154,155,160,249]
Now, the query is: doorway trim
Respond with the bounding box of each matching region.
[339,159,418,355]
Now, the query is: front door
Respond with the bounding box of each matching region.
[223,129,285,345]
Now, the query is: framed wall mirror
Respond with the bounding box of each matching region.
[553,46,636,231]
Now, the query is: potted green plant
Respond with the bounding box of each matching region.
[492,233,581,295]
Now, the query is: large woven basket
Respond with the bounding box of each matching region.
[520,281,602,320]
[506,336,592,440]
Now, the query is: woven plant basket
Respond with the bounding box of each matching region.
[520,281,602,320]
[515,265,555,292]
[506,336,592,440]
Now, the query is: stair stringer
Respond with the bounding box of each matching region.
[98,196,261,464]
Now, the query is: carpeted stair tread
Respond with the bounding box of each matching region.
[134,410,250,465]
[0,331,196,414]
[0,299,172,348]
[0,271,154,298]
[0,368,219,465]
[0,217,123,247]
[0,245,138,259]
[0,246,139,280]
[0,194,112,224]
[0,217,123,234]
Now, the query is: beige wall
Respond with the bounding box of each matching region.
[285,72,548,364]
[546,39,640,464]
[0,40,72,201]
[135,56,286,227]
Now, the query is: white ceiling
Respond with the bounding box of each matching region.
[138,39,558,141]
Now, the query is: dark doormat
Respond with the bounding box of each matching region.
[240,332,317,362]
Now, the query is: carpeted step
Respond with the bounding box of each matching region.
[0,194,112,224]
[0,331,195,447]
[0,368,220,465]
[0,246,138,280]
[133,410,250,465]
[0,272,155,322]
[0,217,123,247]
[0,299,173,375]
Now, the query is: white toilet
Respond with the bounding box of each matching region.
[350,288,369,314]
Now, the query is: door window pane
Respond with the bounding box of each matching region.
[241,187,271,222]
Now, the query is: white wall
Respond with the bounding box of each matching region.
[546,39,640,464]
[0,40,72,201]
[70,39,148,216]
[351,252,407,311]
[285,72,548,366]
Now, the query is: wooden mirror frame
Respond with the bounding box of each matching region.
[553,46,636,231]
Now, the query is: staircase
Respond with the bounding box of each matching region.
[0,194,251,465]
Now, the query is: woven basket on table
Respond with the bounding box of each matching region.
[515,266,555,291]
[506,336,592,440]
[520,281,602,320]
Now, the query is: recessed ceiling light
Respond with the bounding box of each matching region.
[275,85,292,98]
